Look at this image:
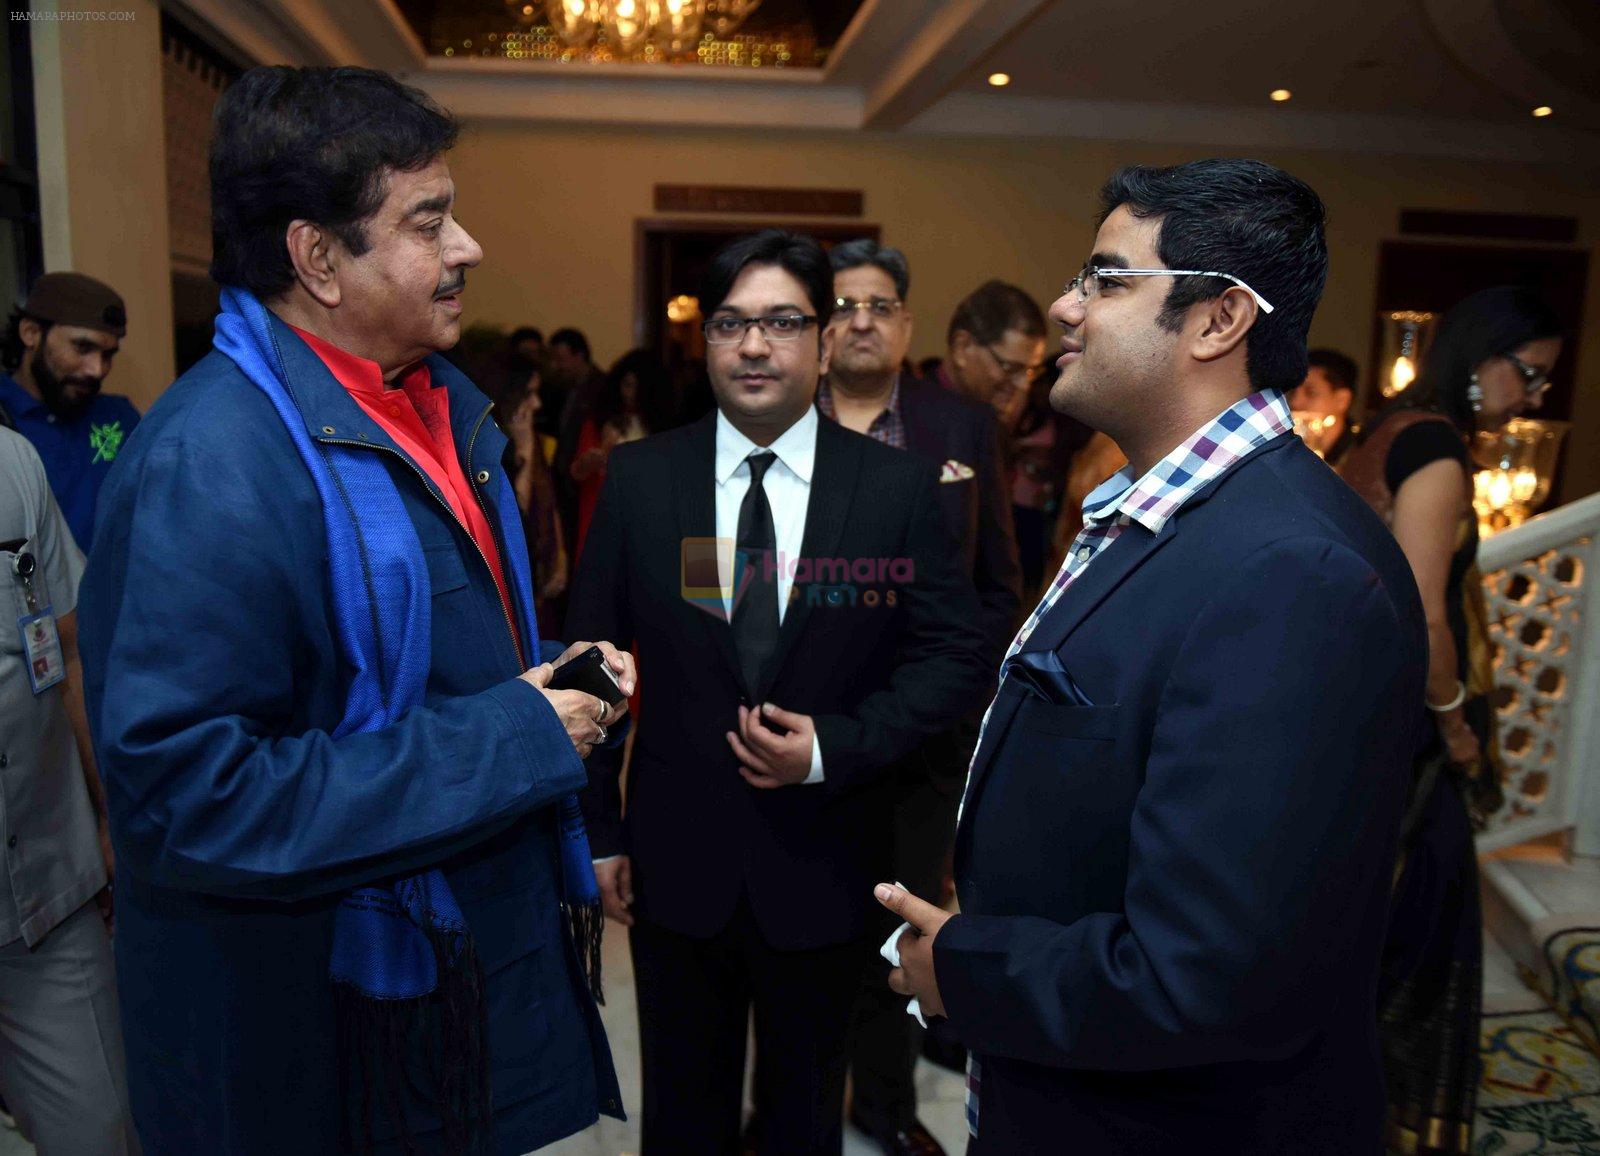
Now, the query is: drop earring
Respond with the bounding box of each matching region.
[1467,374,1484,415]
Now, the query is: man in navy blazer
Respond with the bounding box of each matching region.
[879,159,1428,1154]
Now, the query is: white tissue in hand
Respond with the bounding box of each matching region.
[880,921,927,1028]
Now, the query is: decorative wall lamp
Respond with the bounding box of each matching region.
[1379,310,1437,399]
[1473,418,1570,536]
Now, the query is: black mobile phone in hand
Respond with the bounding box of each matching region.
[547,645,628,707]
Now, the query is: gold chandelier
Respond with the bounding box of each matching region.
[538,0,763,56]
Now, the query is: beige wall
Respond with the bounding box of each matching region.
[446,122,1600,503]
[32,0,174,411]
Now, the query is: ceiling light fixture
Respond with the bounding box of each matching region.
[536,0,761,56]
[1532,105,1553,118]
[1270,88,1292,102]
[988,72,1011,87]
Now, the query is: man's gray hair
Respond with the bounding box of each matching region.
[828,238,910,302]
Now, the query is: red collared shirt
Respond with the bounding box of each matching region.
[291,326,522,660]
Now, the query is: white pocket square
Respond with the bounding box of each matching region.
[939,459,975,483]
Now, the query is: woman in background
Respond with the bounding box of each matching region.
[1339,286,1563,1155]
[570,349,671,560]
[482,349,568,635]
[1002,368,1093,600]
[1046,430,1126,583]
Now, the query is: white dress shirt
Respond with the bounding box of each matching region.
[714,405,825,783]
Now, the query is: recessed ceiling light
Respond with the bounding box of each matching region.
[1532,105,1553,118]
[1270,89,1292,102]
[988,72,1011,87]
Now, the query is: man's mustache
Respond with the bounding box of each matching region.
[434,273,466,299]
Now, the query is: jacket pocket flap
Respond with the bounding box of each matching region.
[423,544,470,595]
[1016,699,1119,741]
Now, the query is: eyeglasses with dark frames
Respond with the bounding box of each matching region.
[1503,351,1552,397]
[703,313,819,344]
[1064,265,1276,314]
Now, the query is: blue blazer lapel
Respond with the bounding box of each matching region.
[955,519,1177,847]
[960,674,1024,790]
[1024,518,1178,658]
[1019,434,1294,658]
[955,437,1297,846]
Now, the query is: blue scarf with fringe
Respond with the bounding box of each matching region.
[213,287,602,1153]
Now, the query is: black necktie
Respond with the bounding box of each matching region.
[732,450,779,700]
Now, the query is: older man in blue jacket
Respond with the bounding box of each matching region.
[77,67,628,1155]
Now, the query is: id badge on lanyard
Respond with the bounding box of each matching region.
[12,550,64,695]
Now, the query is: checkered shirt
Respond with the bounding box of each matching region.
[815,376,906,450]
[961,388,1293,1137]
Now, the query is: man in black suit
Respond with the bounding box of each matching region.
[879,159,1428,1153]
[567,229,990,1156]
[819,238,1021,1156]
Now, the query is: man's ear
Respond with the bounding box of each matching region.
[17,316,43,354]
[285,220,342,309]
[949,329,974,371]
[1190,287,1256,365]
[819,320,835,378]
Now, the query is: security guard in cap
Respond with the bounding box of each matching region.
[0,273,139,550]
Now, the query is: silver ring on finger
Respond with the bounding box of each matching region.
[596,725,608,744]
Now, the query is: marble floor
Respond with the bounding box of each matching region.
[0,919,970,1156]
[1491,846,1600,918]
[5,862,1581,1156]
[542,926,970,1156]
[1482,913,1533,1010]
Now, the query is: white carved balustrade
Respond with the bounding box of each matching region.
[1475,491,1600,854]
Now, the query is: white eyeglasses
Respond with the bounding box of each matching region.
[1065,266,1275,314]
